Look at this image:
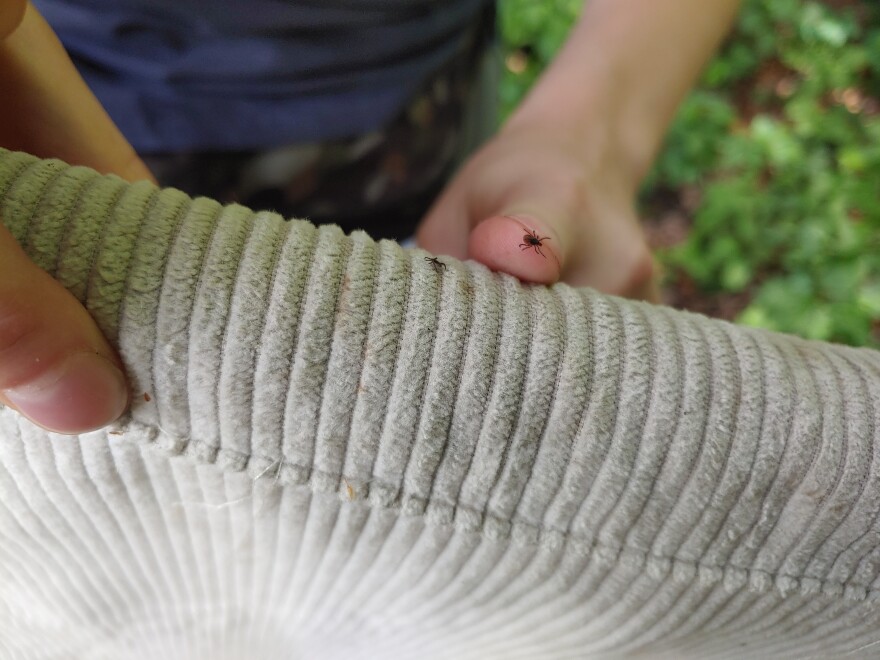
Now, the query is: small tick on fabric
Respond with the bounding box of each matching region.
[519,229,550,258]
[143,393,151,402]
[425,256,447,273]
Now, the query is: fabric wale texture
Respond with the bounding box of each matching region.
[1,148,880,658]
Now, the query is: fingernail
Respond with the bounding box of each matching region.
[3,352,129,434]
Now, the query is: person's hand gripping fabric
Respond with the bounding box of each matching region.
[0,0,153,433]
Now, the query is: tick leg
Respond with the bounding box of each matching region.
[519,243,547,258]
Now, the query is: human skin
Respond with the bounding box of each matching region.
[417,0,742,297]
[0,0,152,433]
[0,0,739,434]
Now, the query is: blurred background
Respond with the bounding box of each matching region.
[500,0,880,347]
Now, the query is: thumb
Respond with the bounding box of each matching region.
[0,224,128,434]
[468,211,569,285]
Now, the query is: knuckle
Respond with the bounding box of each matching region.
[0,297,50,389]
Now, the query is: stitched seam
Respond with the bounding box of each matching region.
[103,417,880,603]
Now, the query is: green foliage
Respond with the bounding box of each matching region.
[662,0,880,347]
[500,0,880,347]
[497,0,584,117]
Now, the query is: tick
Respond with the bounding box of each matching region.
[519,229,550,258]
[425,256,447,273]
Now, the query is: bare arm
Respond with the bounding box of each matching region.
[508,0,744,185]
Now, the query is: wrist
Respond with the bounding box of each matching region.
[501,0,741,193]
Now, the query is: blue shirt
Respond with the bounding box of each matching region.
[35,0,491,152]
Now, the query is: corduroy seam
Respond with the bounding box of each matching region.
[101,416,880,605]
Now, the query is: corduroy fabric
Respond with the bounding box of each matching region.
[1,148,880,659]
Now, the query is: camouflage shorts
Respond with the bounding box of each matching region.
[142,7,499,241]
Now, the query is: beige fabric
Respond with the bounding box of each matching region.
[2,148,880,658]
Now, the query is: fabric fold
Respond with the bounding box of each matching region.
[2,148,880,658]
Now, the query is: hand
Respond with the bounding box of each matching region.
[0,0,152,433]
[419,0,741,300]
[0,225,130,434]
[416,120,659,300]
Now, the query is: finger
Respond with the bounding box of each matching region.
[0,2,155,184]
[559,203,661,302]
[0,224,128,433]
[635,272,663,304]
[0,0,26,40]
[468,213,566,285]
[415,188,471,259]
